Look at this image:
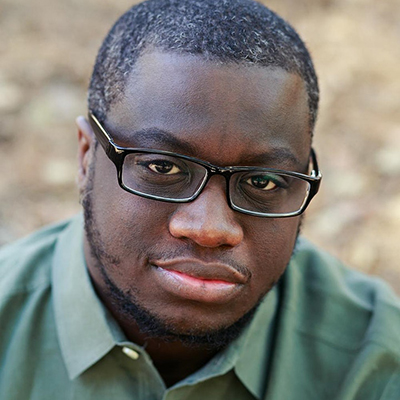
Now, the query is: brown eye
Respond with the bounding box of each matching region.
[147,160,181,175]
[247,175,277,191]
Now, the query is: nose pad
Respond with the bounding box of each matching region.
[168,178,244,248]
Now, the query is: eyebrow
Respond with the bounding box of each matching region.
[118,128,197,155]
[240,148,303,169]
[118,127,302,169]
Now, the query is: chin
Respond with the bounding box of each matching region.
[102,266,261,348]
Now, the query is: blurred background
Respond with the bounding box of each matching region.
[0,0,399,293]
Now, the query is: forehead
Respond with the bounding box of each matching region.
[106,50,311,167]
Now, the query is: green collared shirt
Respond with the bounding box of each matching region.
[0,214,399,399]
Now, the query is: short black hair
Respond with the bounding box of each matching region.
[88,0,319,134]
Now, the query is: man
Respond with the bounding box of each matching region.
[0,0,399,399]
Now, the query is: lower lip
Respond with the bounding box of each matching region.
[153,267,242,303]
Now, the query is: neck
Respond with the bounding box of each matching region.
[123,320,219,386]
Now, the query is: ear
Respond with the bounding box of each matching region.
[76,116,95,192]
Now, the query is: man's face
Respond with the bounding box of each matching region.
[81,50,311,340]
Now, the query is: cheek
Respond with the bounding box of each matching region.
[95,196,174,251]
[90,152,175,252]
[244,217,299,288]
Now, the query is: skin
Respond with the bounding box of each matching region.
[77,50,311,385]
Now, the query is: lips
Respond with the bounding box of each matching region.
[150,258,249,303]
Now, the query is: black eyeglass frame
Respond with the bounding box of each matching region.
[88,112,322,218]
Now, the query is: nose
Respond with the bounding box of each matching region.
[168,177,244,248]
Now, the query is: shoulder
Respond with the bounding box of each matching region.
[288,237,400,356]
[270,238,400,399]
[0,219,73,298]
[0,218,81,399]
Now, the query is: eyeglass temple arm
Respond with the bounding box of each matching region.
[88,112,121,159]
[310,148,321,179]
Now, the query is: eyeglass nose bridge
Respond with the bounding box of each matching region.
[191,165,236,207]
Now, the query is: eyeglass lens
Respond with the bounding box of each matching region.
[122,152,310,215]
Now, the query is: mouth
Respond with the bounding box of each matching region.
[151,258,249,303]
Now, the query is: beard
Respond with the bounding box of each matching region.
[81,154,290,350]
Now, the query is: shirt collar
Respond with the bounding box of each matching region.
[169,285,279,400]
[52,214,122,380]
[232,285,279,399]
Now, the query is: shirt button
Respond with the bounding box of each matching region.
[122,346,140,360]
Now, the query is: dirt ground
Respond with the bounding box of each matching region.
[1,0,399,293]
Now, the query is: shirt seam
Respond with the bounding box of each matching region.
[378,372,400,400]
[293,326,400,360]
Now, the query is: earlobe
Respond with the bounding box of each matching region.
[76,116,95,191]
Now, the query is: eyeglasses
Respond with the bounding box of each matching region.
[88,112,322,218]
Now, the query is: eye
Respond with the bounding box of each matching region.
[147,160,182,175]
[246,175,278,191]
